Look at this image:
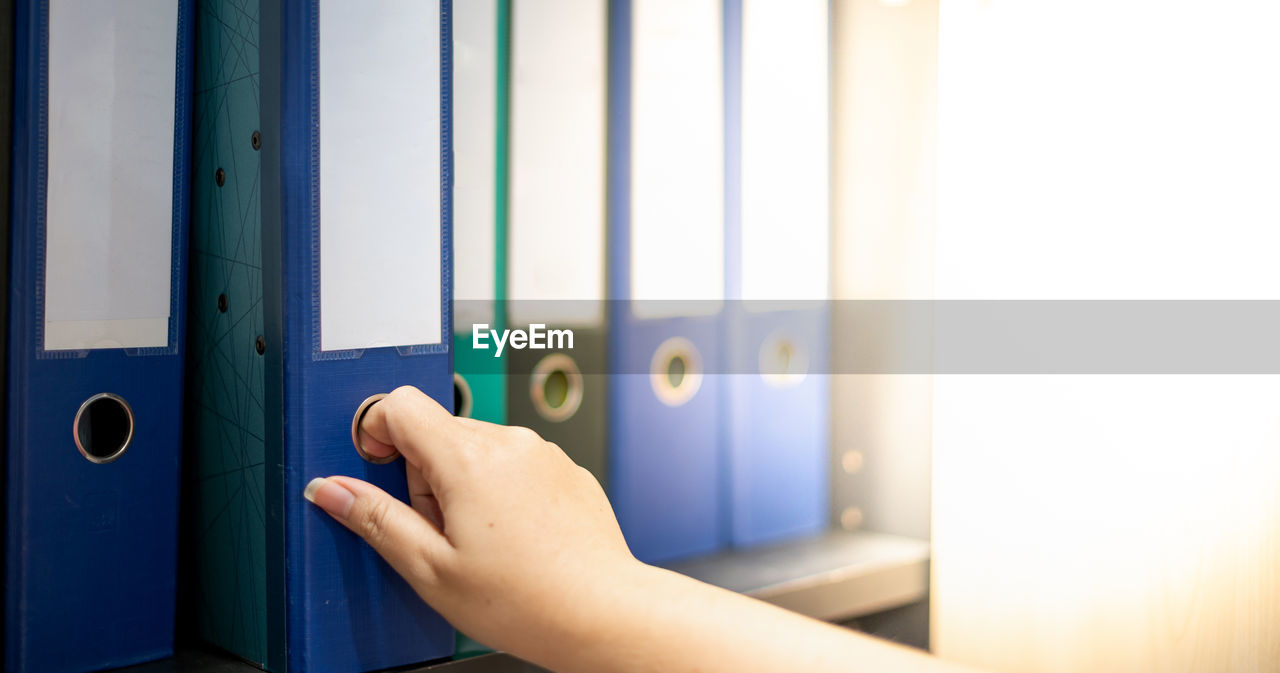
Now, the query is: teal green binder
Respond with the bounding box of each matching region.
[452,0,508,659]
[184,0,267,662]
[453,0,508,428]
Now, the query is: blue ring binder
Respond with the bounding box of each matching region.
[5,2,195,671]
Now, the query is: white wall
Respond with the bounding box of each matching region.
[831,0,938,541]
[931,1,1280,671]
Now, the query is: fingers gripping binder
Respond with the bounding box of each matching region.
[188,1,456,671]
[5,1,194,671]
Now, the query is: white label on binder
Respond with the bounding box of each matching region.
[741,0,829,305]
[630,0,724,318]
[508,0,607,327]
[319,0,442,351]
[454,0,498,330]
[44,0,178,350]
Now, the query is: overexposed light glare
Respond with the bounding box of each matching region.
[935,0,1280,300]
[932,2,1280,671]
[453,0,499,327]
[631,0,725,316]
[740,0,829,304]
[508,0,608,326]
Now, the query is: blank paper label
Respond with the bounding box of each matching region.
[454,0,498,329]
[508,0,607,326]
[741,0,829,304]
[630,0,724,318]
[44,0,179,350]
[319,0,442,351]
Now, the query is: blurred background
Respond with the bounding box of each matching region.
[842,1,1280,671]
[10,0,1276,671]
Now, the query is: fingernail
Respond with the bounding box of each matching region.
[304,477,355,520]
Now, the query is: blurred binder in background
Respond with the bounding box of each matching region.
[5,1,193,671]
[725,0,831,548]
[186,0,456,671]
[608,0,727,563]
[505,0,610,487]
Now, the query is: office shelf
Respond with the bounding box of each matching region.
[115,530,928,672]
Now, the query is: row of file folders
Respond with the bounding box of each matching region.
[2,0,832,672]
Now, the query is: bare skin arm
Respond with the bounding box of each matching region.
[304,385,983,673]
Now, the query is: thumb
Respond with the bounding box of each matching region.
[304,475,451,593]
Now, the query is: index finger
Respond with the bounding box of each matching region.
[356,385,477,486]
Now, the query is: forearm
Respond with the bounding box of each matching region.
[538,561,979,673]
[323,393,981,673]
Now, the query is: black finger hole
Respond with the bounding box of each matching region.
[74,394,134,464]
[543,369,569,409]
[352,394,397,464]
[666,354,687,390]
[453,373,474,418]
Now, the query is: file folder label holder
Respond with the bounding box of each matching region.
[6,1,194,671]
[262,0,456,669]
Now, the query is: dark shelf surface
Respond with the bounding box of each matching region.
[115,530,928,672]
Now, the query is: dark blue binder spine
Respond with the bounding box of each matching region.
[264,1,455,670]
[727,309,830,546]
[0,0,11,656]
[607,0,727,564]
[5,1,193,671]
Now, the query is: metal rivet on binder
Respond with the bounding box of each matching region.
[255,335,266,355]
[251,130,261,150]
[840,507,864,531]
[842,450,864,475]
[352,394,397,463]
[215,167,225,186]
[649,337,703,407]
[217,293,228,313]
[73,393,134,464]
[759,334,807,388]
[530,353,584,422]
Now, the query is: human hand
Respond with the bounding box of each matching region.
[303,385,646,664]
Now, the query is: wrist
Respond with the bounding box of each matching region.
[525,557,668,673]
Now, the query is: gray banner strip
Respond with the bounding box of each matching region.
[455,301,1280,374]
